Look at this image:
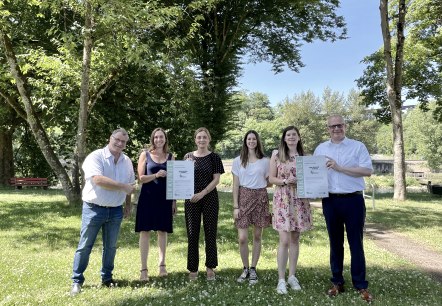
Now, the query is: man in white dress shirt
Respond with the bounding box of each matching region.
[70,128,135,296]
[314,115,373,303]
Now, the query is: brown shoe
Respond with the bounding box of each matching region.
[358,289,373,303]
[327,284,345,297]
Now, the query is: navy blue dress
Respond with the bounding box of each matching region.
[135,151,173,233]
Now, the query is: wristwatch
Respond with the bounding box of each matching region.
[283,179,287,185]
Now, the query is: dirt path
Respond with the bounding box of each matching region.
[309,202,442,283]
[364,223,442,283]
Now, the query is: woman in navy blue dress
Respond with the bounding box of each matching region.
[135,128,176,281]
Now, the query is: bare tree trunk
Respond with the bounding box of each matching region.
[1,32,81,205]
[380,0,407,200]
[0,129,14,185]
[72,0,93,194]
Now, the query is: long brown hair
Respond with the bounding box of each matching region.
[147,127,169,154]
[240,130,265,168]
[278,126,305,163]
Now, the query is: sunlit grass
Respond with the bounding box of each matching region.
[367,192,442,253]
[0,187,441,305]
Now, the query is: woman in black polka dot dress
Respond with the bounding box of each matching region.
[183,127,225,281]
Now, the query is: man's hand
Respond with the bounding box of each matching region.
[123,183,136,195]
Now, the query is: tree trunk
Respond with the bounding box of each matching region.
[73,0,93,194]
[1,32,81,205]
[380,0,407,200]
[0,129,14,185]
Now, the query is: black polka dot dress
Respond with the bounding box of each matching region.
[183,152,225,272]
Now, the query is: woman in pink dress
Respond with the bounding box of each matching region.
[269,126,312,294]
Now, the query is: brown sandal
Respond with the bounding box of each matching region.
[159,264,168,277]
[140,268,149,281]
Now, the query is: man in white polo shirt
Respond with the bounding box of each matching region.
[314,115,373,303]
[70,128,135,296]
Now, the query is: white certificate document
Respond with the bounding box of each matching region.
[295,156,329,198]
[166,161,194,199]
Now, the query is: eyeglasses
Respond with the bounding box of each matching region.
[111,135,127,145]
[328,124,345,130]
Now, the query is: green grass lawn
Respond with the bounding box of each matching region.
[0,187,441,305]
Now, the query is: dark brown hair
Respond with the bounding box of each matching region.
[240,130,265,168]
[278,126,305,163]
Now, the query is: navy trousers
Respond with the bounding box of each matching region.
[322,194,368,289]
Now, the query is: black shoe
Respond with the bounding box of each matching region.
[102,279,117,287]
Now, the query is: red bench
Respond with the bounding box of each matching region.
[9,177,48,190]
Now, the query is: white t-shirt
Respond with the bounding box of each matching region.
[82,145,135,207]
[231,156,269,189]
[314,137,372,193]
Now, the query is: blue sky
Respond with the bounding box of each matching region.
[238,0,383,106]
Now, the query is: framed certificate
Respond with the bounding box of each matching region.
[166,160,194,199]
[295,156,329,198]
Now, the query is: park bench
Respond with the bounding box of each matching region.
[9,177,49,190]
[427,181,442,196]
[408,171,425,178]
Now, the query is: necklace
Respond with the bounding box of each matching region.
[289,153,299,160]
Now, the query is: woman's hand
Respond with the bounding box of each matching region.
[156,170,167,178]
[190,190,206,203]
[233,208,239,219]
[286,176,297,185]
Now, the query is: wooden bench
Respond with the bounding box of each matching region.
[408,171,425,178]
[9,177,48,190]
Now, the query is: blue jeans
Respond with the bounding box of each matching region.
[322,194,368,289]
[72,202,123,284]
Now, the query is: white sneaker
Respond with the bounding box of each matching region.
[237,267,249,283]
[276,279,287,294]
[287,275,301,290]
[70,283,82,296]
[248,268,258,285]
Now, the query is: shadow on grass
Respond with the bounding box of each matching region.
[0,189,329,257]
[73,265,442,306]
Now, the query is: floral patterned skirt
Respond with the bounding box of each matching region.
[235,187,271,229]
[272,185,313,232]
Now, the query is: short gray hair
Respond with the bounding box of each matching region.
[112,128,129,139]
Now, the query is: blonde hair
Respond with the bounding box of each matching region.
[194,127,212,150]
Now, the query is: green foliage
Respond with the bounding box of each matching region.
[219,89,382,158]
[215,91,280,158]
[12,126,57,184]
[277,91,324,154]
[375,124,393,155]
[404,102,442,170]
[357,0,442,122]
[344,89,380,154]
[365,174,420,189]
